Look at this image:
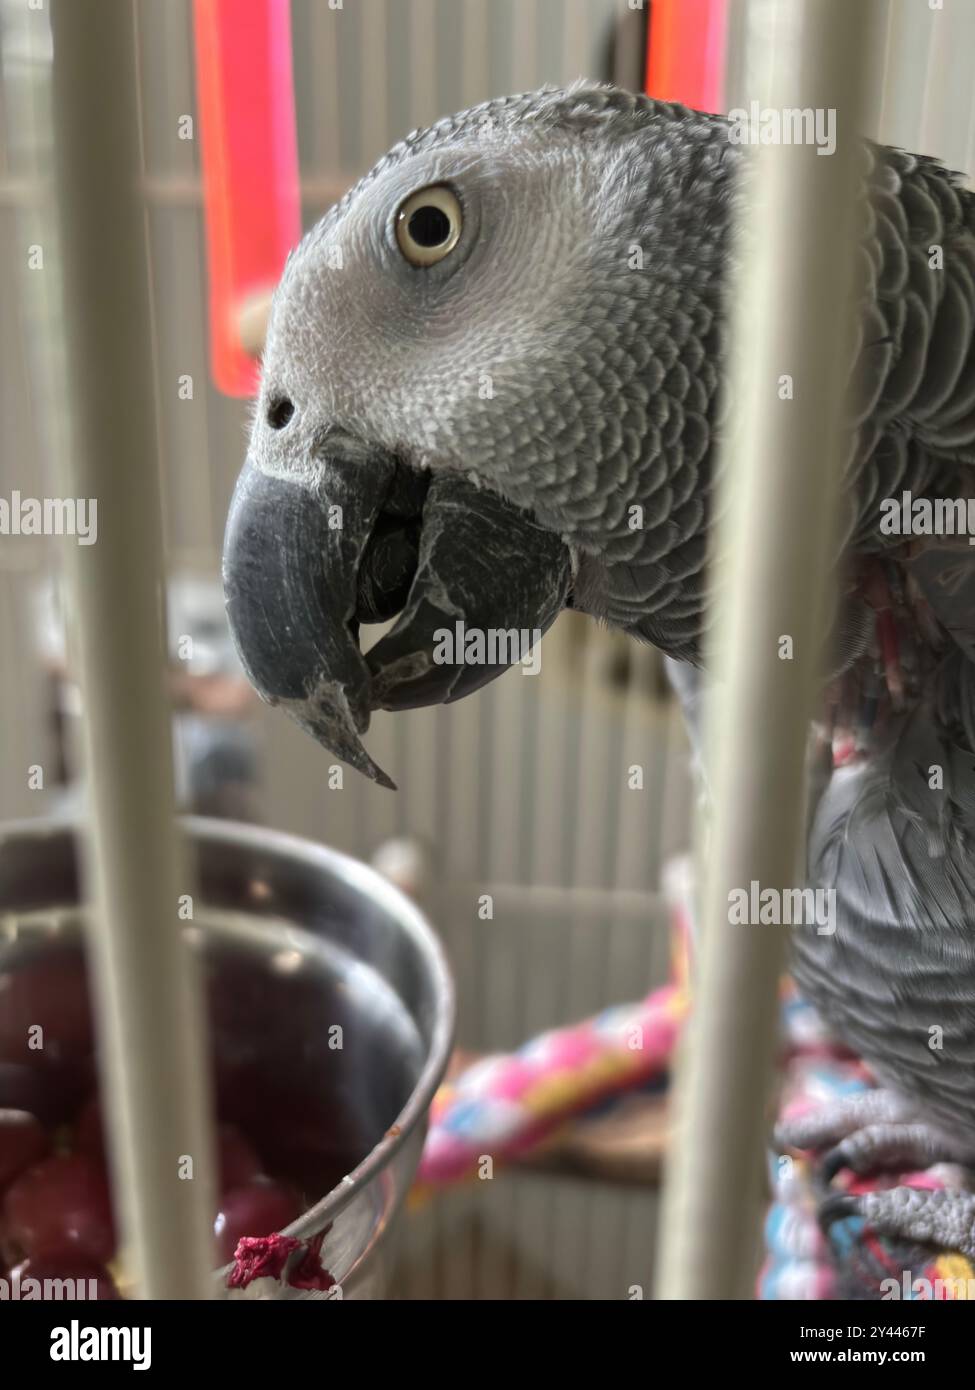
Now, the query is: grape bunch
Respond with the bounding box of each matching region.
[1,947,314,1297]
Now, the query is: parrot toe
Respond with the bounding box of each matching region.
[820,1122,975,1182]
[774,1088,919,1154]
[837,1187,975,1264]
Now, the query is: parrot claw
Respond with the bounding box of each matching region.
[824,1187,975,1264]
[816,1191,861,1230]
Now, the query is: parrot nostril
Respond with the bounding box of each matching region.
[267,397,295,430]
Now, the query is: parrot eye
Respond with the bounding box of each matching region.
[395,185,463,266]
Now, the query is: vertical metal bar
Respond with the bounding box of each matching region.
[409,0,438,132]
[559,0,589,84]
[130,2,174,557]
[655,0,878,1299]
[308,0,341,173]
[509,0,537,94]
[460,0,490,107]
[50,0,215,1299]
[359,0,388,166]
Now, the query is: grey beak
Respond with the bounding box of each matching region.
[223,451,571,788]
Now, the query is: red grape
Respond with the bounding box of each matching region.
[218,1124,262,1193]
[0,954,93,1062]
[0,1060,91,1127]
[9,1250,119,1300]
[0,1110,49,1194]
[2,1153,115,1264]
[75,1107,262,1193]
[214,1179,302,1264]
[74,1096,104,1155]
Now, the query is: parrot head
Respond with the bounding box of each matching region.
[223,84,736,786]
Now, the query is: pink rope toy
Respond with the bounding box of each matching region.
[415,863,694,1193]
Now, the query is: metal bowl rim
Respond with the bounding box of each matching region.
[0,814,456,1269]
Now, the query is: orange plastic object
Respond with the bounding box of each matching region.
[193,0,301,397]
[645,0,729,115]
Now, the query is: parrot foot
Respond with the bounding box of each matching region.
[819,1122,975,1181]
[776,1088,975,1177]
[822,1187,975,1263]
[778,1089,975,1264]
[774,1087,919,1153]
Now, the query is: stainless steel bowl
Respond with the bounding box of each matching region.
[0,817,455,1299]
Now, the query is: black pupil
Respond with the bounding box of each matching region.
[408,204,451,248]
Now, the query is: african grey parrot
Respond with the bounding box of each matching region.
[222,84,975,1261]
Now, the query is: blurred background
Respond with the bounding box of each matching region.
[1,0,974,1299]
